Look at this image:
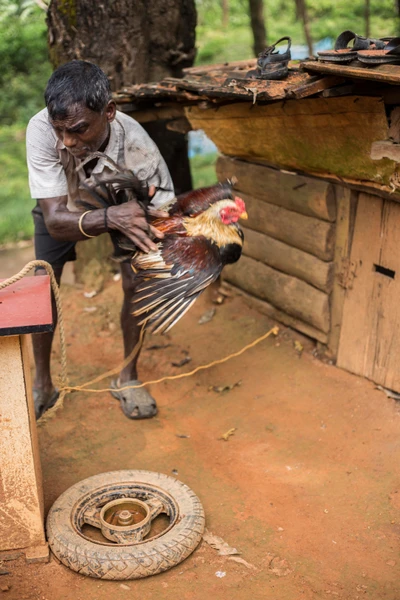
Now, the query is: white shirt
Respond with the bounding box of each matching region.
[26,108,174,211]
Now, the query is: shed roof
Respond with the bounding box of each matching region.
[114,59,400,109]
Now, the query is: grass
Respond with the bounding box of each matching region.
[0,125,33,245]
[189,153,219,188]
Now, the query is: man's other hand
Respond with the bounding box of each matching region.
[107,202,168,253]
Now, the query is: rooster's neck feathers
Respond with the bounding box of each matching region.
[182,199,243,248]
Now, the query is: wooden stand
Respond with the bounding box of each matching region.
[0,276,53,562]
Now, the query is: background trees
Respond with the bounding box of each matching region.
[1,0,400,244]
[47,0,197,89]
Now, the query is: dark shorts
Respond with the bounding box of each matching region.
[32,204,77,269]
[32,204,131,269]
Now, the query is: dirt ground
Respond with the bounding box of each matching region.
[1,251,400,600]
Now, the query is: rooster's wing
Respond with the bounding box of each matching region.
[132,235,222,334]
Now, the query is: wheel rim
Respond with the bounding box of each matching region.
[71,481,179,546]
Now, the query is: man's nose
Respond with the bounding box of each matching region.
[62,132,76,148]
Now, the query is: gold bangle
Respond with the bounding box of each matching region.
[78,211,96,238]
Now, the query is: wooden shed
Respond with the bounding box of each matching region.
[115,59,400,393]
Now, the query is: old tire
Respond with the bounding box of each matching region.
[46,470,205,580]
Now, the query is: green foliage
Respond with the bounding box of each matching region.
[1,0,400,244]
[0,1,51,125]
[195,0,400,64]
[0,125,33,244]
[189,153,218,188]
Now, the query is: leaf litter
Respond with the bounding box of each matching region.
[203,529,240,556]
[198,308,216,324]
[203,530,258,570]
[209,380,242,393]
[220,427,236,441]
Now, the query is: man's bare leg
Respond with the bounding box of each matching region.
[115,262,157,418]
[119,262,141,383]
[32,265,63,417]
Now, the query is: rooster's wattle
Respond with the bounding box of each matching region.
[81,155,247,334]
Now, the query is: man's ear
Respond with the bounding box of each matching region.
[106,100,117,123]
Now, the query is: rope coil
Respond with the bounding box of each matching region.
[0,260,279,419]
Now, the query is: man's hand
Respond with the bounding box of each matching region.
[107,201,168,253]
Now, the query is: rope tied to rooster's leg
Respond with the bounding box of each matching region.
[74,325,146,390]
[60,325,279,394]
[1,260,280,412]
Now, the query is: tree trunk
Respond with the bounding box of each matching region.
[295,0,313,57]
[248,0,267,56]
[396,0,400,35]
[46,0,196,280]
[47,0,197,89]
[221,0,229,28]
[365,0,370,37]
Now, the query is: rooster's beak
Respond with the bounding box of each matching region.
[240,211,248,220]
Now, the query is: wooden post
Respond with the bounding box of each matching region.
[328,187,358,357]
[0,276,53,561]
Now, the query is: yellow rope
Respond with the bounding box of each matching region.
[0,261,279,416]
[61,325,279,394]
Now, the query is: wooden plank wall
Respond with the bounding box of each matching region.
[218,156,337,343]
[337,193,400,392]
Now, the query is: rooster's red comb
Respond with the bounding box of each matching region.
[234,196,246,213]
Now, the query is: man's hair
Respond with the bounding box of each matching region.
[45,60,112,120]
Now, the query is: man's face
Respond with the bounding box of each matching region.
[49,101,116,160]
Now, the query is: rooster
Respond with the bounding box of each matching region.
[80,154,247,334]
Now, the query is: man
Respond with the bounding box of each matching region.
[26,60,175,421]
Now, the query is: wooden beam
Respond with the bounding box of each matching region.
[222,282,329,343]
[320,84,356,98]
[302,60,400,86]
[389,107,400,143]
[121,105,185,123]
[290,75,346,99]
[242,227,334,292]
[217,156,336,221]
[186,96,392,187]
[328,187,358,357]
[240,192,335,261]
[223,254,331,332]
[218,154,400,204]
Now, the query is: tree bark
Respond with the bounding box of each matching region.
[47,0,197,89]
[396,0,400,36]
[221,0,229,28]
[295,0,313,57]
[248,0,267,56]
[365,0,370,38]
[46,0,196,278]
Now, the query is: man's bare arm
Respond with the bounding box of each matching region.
[38,195,168,253]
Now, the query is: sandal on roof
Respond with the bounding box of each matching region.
[318,30,389,63]
[246,37,291,81]
[357,36,400,64]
